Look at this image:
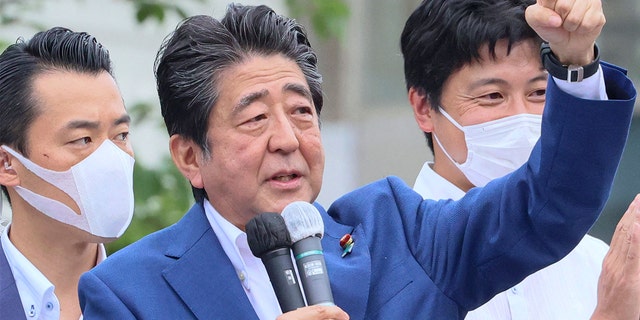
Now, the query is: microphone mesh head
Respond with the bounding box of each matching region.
[246,212,292,257]
[281,201,324,243]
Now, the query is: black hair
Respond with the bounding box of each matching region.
[0,27,113,201]
[155,4,323,203]
[400,0,540,152]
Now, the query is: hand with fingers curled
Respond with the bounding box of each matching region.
[525,0,605,66]
[591,194,640,320]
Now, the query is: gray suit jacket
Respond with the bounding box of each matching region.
[1,240,27,320]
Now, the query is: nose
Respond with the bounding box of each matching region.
[268,113,299,154]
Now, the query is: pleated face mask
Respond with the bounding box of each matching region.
[433,107,542,187]
[1,140,135,239]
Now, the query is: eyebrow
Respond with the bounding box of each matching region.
[114,114,131,126]
[231,83,313,115]
[467,72,549,91]
[64,114,131,130]
[283,83,313,103]
[65,120,100,130]
[233,89,269,115]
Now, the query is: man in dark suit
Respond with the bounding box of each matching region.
[79,2,636,319]
[0,27,135,319]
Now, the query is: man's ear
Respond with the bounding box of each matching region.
[168,135,204,189]
[408,87,435,133]
[0,149,19,187]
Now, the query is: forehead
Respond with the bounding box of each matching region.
[443,39,543,89]
[215,54,310,106]
[27,70,126,134]
[465,39,541,73]
[30,69,124,115]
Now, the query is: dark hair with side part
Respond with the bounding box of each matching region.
[0,26,113,202]
[154,3,323,203]
[400,0,539,153]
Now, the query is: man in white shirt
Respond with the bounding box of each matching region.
[0,27,135,320]
[401,0,628,319]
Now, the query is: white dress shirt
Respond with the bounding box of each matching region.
[414,161,609,320]
[204,200,283,320]
[1,225,107,320]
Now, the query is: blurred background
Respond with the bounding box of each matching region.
[0,0,638,252]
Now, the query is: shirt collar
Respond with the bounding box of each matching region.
[413,161,466,200]
[203,200,251,287]
[2,225,58,319]
[1,224,108,319]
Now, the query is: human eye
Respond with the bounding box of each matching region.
[245,114,267,124]
[528,88,546,103]
[70,137,92,145]
[294,106,313,115]
[530,89,546,98]
[476,92,504,106]
[483,92,503,100]
[114,132,130,142]
[238,113,268,131]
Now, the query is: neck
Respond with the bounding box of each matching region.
[431,149,474,192]
[8,200,99,319]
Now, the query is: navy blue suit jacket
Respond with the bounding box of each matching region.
[79,63,636,319]
[0,242,27,320]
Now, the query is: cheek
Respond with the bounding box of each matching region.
[209,137,266,183]
[300,132,325,183]
[434,116,469,162]
[300,130,324,162]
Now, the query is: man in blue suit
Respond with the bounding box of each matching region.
[79,1,636,319]
[402,0,634,318]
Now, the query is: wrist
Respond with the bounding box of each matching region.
[540,43,600,82]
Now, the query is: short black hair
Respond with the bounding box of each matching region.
[155,4,323,203]
[0,26,113,201]
[400,0,540,152]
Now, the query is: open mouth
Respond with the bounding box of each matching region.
[272,174,299,182]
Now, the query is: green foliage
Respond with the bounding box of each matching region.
[0,0,47,31]
[129,0,193,23]
[285,0,350,40]
[106,156,193,253]
[0,39,9,52]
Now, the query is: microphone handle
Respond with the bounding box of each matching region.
[292,236,335,306]
[261,247,306,312]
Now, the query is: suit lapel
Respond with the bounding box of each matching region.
[0,241,28,320]
[161,204,259,320]
[319,205,371,320]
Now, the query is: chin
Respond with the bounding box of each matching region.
[70,225,119,244]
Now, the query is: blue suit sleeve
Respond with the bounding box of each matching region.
[79,271,137,319]
[424,63,635,307]
[328,62,636,311]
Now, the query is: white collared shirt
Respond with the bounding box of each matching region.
[203,200,282,320]
[1,225,107,320]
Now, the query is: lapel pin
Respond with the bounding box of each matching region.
[339,233,354,258]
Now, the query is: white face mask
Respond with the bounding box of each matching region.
[1,140,135,239]
[433,107,542,187]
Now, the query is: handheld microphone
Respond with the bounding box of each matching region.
[246,212,306,313]
[281,201,335,306]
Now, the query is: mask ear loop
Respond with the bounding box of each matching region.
[0,186,7,233]
[0,152,13,232]
[0,196,8,233]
